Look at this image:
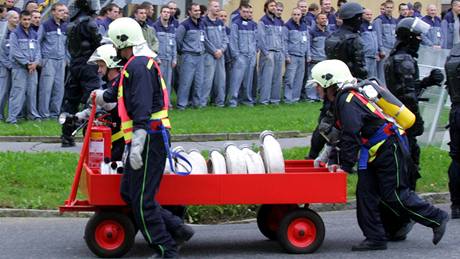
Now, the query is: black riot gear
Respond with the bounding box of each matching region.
[60,1,101,147]
[445,44,460,104]
[67,16,101,59]
[394,17,430,55]
[338,2,364,20]
[384,17,441,190]
[325,23,367,79]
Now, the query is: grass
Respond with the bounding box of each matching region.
[0,102,321,136]
[0,146,450,220]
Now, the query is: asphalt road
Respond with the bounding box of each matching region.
[1,204,458,259]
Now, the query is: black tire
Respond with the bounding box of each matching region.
[257,204,297,241]
[277,208,325,254]
[85,211,136,258]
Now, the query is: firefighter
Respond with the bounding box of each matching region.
[93,17,194,258]
[61,0,101,147]
[76,44,124,161]
[311,59,448,251]
[385,17,445,189]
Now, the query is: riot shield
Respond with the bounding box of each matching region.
[417,45,451,149]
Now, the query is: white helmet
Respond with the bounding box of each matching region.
[108,17,146,49]
[87,44,121,68]
[311,60,355,89]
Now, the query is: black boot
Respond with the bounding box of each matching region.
[172,224,195,246]
[432,213,449,245]
[388,220,415,241]
[61,135,75,147]
[351,239,387,251]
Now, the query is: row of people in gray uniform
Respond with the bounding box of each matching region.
[162,0,450,108]
[159,0,334,108]
[0,3,68,123]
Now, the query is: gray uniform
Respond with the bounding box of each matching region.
[283,18,309,103]
[202,16,228,107]
[7,25,41,123]
[0,26,12,121]
[373,14,397,82]
[421,15,442,47]
[175,17,205,109]
[307,25,330,101]
[37,18,67,118]
[153,20,177,106]
[360,21,379,78]
[228,16,257,107]
[257,14,285,105]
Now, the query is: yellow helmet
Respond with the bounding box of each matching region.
[311,60,355,89]
[108,17,146,49]
[87,44,121,68]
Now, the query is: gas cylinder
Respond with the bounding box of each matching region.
[87,126,112,172]
[361,81,416,129]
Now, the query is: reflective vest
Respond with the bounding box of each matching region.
[117,56,171,144]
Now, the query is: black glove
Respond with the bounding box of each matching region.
[428,69,444,86]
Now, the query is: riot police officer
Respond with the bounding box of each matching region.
[445,43,460,219]
[61,0,101,147]
[384,17,444,189]
[325,2,367,79]
[311,59,449,251]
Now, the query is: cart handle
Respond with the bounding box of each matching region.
[65,94,98,206]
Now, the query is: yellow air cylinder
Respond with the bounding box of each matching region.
[362,82,416,130]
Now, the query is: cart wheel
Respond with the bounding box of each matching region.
[277,209,325,254]
[85,211,135,258]
[257,204,297,240]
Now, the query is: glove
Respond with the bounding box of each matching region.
[129,129,147,170]
[428,69,444,86]
[75,108,91,121]
[91,89,106,107]
[314,145,332,168]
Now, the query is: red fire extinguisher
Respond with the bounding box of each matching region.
[87,126,112,171]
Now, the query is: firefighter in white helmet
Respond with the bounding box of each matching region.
[92,17,193,258]
[76,44,125,160]
[311,59,448,251]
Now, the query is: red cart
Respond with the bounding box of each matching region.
[59,103,347,258]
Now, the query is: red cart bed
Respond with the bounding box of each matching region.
[60,98,347,258]
[60,159,346,257]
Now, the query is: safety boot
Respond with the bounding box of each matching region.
[432,213,449,245]
[389,220,415,241]
[351,239,387,251]
[61,136,75,147]
[172,224,195,247]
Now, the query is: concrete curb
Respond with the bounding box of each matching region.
[0,131,307,143]
[0,192,450,219]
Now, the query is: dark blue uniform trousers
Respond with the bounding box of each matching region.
[356,136,447,242]
[121,131,182,257]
